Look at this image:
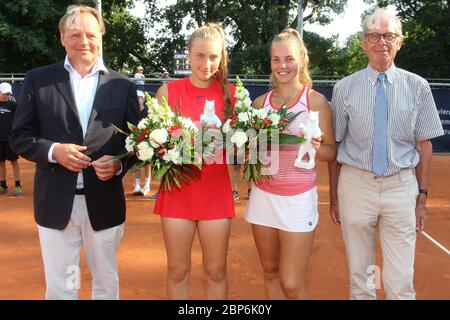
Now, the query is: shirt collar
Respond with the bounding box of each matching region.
[63,55,108,78]
[366,64,397,85]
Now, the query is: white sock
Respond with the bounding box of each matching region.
[135,178,141,186]
[144,178,150,187]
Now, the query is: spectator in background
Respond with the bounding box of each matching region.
[131,90,151,196]
[0,82,23,196]
[161,68,170,79]
[160,68,170,85]
[134,66,145,86]
[229,164,241,201]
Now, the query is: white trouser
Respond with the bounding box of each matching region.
[37,195,124,300]
[338,165,417,300]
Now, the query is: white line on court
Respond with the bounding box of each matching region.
[420,231,450,255]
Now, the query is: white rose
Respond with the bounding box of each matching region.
[149,128,168,148]
[268,113,280,126]
[257,109,268,119]
[137,142,154,161]
[163,148,181,164]
[231,131,248,148]
[137,118,148,130]
[238,112,249,124]
[125,136,134,152]
[222,119,232,134]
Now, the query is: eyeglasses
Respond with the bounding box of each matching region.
[365,32,399,43]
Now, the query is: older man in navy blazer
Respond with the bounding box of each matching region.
[10,5,140,299]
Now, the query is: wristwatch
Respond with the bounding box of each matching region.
[419,189,428,197]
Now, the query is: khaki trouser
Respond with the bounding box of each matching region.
[338,165,418,300]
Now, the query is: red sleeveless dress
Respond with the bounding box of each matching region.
[154,77,236,220]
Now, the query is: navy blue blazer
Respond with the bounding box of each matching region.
[10,61,140,231]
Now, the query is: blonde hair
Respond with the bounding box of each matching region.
[188,23,232,119]
[59,5,105,35]
[270,28,312,89]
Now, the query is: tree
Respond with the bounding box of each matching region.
[331,33,370,76]
[0,0,68,72]
[390,0,449,78]
[363,0,449,77]
[102,1,153,73]
[0,0,150,74]
[303,32,342,77]
[143,0,349,75]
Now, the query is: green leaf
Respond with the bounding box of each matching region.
[127,121,136,131]
[115,151,131,161]
[173,173,181,189]
[128,161,148,172]
[279,133,306,145]
[154,164,171,180]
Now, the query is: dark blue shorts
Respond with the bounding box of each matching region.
[0,141,19,161]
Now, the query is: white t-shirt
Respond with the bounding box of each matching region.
[134,73,145,85]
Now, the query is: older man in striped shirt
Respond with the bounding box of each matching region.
[330,7,444,300]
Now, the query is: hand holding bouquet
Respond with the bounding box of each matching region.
[222,76,305,183]
[116,93,202,191]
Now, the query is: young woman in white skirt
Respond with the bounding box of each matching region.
[245,28,336,299]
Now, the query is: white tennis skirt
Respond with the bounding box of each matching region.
[245,186,318,232]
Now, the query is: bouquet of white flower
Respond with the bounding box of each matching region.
[116,93,202,191]
[223,76,305,183]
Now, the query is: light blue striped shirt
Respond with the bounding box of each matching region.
[331,64,444,176]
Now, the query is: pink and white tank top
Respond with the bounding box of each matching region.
[256,87,317,196]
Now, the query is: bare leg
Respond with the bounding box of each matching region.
[198,219,231,299]
[230,165,241,192]
[0,161,6,181]
[132,169,142,194]
[161,217,197,299]
[279,230,315,299]
[10,160,20,181]
[134,169,141,182]
[144,165,150,179]
[142,165,151,191]
[252,224,286,299]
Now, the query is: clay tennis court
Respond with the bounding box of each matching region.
[0,156,448,300]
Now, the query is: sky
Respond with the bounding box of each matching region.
[130,0,373,45]
[304,0,372,43]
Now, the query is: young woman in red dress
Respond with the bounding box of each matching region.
[154,23,235,299]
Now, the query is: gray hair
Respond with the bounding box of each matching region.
[361,7,403,39]
[59,5,105,35]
